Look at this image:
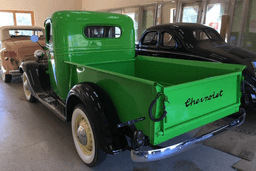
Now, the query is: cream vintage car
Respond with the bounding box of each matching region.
[0,26,45,83]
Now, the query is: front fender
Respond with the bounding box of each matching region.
[1,51,15,74]
[19,61,47,95]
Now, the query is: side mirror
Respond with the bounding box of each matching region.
[31,35,39,42]
[34,49,45,60]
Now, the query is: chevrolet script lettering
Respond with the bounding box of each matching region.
[185,90,223,107]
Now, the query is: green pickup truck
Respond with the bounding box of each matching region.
[20,11,246,166]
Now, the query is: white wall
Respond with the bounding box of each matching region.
[1,0,82,27]
[83,0,172,11]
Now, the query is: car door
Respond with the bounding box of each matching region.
[137,31,160,57]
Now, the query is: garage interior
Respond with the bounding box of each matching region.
[1,0,256,171]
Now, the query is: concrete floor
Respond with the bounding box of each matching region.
[0,76,242,171]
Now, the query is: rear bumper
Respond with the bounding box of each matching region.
[131,108,246,162]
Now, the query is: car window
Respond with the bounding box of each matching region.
[9,30,44,38]
[162,32,176,48]
[45,23,52,44]
[84,26,121,38]
[142,31,158,46]
[204,28,222,40]
[193,29,209,40]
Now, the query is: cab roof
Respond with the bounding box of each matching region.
[50,10,133,27]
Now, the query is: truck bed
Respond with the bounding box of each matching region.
[85,56,236,87]
[66,55,245,145]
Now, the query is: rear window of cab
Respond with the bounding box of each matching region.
[84,26,121,38]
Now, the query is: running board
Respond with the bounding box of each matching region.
[37,94,66,121]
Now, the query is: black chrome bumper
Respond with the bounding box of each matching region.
[131,108,246,162]
[9,70,22,76]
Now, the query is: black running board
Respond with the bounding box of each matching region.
[37,94,67,121]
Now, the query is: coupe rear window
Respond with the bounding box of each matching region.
[9,30,44,38]
[193,30,209,40]
[84,26,121,38]
[193,29,222,41]
[204,28,222,40]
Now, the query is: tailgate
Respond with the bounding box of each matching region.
[152,72,243,145]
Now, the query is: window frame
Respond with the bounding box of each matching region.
[45,19,52,45]
[0,10,35,26]
[140,31,159,48]
[83,26,122,39]
[193,29,211,41]
[160,31,177,49]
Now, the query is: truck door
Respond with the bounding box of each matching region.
[45,19,59,95]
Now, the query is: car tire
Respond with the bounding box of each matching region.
[71,104,106,167]
[1,65,12,83]
[22,73,37,102]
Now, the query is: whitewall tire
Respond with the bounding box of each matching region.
[1,65,12,83]
[23,73,36,102]
[71,104,101,167]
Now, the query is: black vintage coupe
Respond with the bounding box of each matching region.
[136,23,256,108]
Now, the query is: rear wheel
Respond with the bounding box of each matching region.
[23,73,37,102]
[71,104,104,167]
[1,65,12,83]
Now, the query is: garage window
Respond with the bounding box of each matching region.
[84,26,121,38]
[0,10,34,27]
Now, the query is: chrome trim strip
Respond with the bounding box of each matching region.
[251,94,256,102]
[244,80,256,93]
[9,70,22,75]
[131,108,246,162]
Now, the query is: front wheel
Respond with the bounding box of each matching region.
[71,104,104,167]
[1,65,12,83]
[23,73,37,102]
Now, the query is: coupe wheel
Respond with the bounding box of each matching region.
[71,104,104,167]
[1,65,12,83]
[23,73,36,102]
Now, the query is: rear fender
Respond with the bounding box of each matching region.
[66,83,128,154]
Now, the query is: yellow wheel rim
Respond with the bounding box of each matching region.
[75,115,93,156]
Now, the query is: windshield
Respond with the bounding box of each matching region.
[9,29,44,38]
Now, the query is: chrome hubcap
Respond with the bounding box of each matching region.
[24,80,29,90]
[1,65,5,80]
[23,74,31,99]
[77,125,88,145]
